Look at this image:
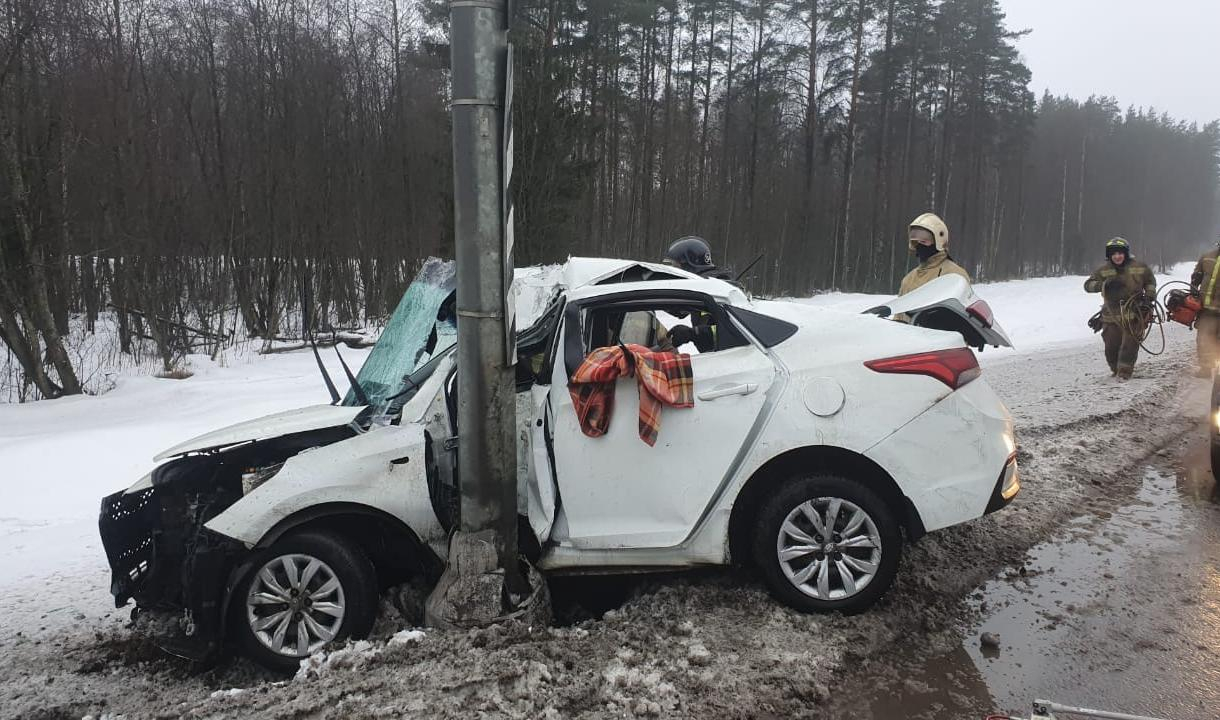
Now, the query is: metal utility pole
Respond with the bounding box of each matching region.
[425,0,533,626]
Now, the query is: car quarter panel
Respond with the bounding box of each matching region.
[750,308,959,453]
[204,423,446,549]
[862,378,1014,531]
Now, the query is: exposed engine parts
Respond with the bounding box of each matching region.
[98,428,356,660]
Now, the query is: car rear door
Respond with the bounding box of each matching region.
[544,292,776,549]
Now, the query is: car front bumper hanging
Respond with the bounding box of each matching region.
[99,487,161,606]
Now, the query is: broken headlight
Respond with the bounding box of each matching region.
[240,463,284,495]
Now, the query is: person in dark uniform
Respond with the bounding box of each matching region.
[660,236,724,352]
[1084,237,1157,381]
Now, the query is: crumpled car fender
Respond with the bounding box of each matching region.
[205,423,446,549]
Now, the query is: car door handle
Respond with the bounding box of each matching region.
[698,383,758,401]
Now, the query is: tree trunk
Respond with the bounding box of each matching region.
[0,109,81,395]
[833,0,867,289]
[869,0,896,291]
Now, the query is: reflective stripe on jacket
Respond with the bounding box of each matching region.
[1084,260,1157,323]
[1193,250,1220,311]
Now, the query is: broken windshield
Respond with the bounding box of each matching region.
[342,257,457,410]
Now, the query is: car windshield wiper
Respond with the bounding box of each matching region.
[334,345,371,406]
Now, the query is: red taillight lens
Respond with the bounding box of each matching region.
[864,347,981,389]
[967,299,994,327]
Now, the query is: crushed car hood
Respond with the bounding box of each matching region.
[153,404,366,461]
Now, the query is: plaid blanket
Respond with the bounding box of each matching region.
[567,343,695,446]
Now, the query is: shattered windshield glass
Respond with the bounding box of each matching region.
[343,257,457,410]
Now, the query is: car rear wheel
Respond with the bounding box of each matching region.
[753,475,901,614]
[233,531,377,672]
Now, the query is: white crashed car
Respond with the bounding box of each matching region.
[99,257,1018,670]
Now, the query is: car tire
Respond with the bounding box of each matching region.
[232,531,378,673]
[752,474,901,614]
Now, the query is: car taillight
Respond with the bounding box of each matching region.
[864,347,981,389]
[967,299,994,327]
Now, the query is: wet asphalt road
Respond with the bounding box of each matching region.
[829,427,1220,720]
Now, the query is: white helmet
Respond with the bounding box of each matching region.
[908,213,949,253]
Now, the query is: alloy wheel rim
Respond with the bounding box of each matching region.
[245,553,346,657]
[775,497,882,601]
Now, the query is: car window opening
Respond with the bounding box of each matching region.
[584,302,747,356]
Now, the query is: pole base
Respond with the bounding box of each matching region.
[424,529,550,630]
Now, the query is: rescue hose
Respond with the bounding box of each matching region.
[1118,291,1165,356]
[1113,280,1196,357]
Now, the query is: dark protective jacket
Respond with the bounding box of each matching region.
[655,310,717,353]
[1191,249,1220,311]
[1084,259,1157,323]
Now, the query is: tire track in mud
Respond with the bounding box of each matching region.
[0,338,1203,720]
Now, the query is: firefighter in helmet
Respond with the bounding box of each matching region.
[899,213,970,296]
[1190,237,1220,376]
[658,236,722,352]
[1084,237,1157,381]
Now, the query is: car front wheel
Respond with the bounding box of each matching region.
[753,475,901,614]
[233,531,378,672]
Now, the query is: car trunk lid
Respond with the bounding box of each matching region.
[864,274,1013,349]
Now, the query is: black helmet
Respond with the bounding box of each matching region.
[664,236,715,274]
[1105,237,1130,258]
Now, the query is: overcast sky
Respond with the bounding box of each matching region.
[1000,0,1220,125]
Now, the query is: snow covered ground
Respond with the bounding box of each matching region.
[0,261,1206,718]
